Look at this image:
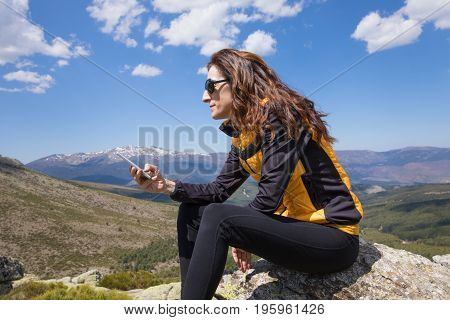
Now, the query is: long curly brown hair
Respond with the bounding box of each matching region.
[207,48,337,145]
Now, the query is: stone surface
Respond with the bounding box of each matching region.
[432,254,450,268]
[127,283,181,300]
[215,239,450,300]
[0,256,24,282]
[71,269,102,285]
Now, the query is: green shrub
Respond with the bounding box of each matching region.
[99,271,163,291]
[120,238,178,271]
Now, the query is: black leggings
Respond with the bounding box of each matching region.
[177,202,359,300]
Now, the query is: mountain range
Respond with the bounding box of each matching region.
[26,145,450,185]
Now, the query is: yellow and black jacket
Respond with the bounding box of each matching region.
[170,106,364,236]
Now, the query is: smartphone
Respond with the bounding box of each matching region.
[117,153,152,179]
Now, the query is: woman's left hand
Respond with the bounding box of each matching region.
[231,247,252,272]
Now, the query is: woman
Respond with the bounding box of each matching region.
[129,48,364,300]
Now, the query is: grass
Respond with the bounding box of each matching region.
[98,271,163,291]
[1,281,131,300]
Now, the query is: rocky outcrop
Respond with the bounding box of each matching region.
[214,239,450,300]
[128,283,181,300]
[3,239,450,299]
[0,257,25,295]
[432,254,450,268]
[11,269,103,290]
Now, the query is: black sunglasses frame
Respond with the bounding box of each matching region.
[205,79,228,94]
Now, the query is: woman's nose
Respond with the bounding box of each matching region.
[202,89,211,103]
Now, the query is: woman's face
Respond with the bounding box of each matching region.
[202,65,233,120]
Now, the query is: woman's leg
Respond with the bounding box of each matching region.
[179,202,359,300]
[176,202,209,291]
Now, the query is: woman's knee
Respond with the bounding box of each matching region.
[200,203,234,238]
[201,203,227,222]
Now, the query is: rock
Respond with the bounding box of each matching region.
[128,283,181,300]
[215,239,450,300]
[432,254,450,267]
[11,274,39,289]
[0,257,25,296]
[0,282,13,295]
[71,269,102,285]
[0,257,25,282]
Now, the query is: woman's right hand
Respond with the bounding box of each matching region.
[231,247,252,272]
[129,163,167,193]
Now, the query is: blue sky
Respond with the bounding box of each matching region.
[0,0,449,164]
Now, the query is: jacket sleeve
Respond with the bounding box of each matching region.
[169,147,250,204]
[248,111,306,215]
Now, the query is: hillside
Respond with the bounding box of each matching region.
[358,183,450,258]
[0,155,179,279]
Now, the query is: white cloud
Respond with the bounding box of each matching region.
[241,30,277,55]
[230,12,262,23]
[154,0,302,56]
[15,59,36,69]
[73,45,91,56]
[144,42,163,53]
[401,0,450,29]
[87,0,146,47]
[57,59,69,67]
[86,1,306,55]
[351,12,422,53]
[352,0,450,53]
[197,66,208,75]
[159,2,232,48]
[131,64,162,77]
[3,70,54,94]
[252,0,303,22]
[0,87,23,93]
[0,0,88,66]
[144,18,161,37]
[151,0,220,13]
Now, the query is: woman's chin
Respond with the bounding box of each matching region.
[211,112,223,120]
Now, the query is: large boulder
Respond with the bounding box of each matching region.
[0,256,24,282]
[0,257,25,295]
[214,239,450,300]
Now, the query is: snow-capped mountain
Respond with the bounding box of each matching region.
[27,145,228,185]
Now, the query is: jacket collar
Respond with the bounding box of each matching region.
[219,119,240,137]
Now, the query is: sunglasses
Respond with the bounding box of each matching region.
[205,78,228,94]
